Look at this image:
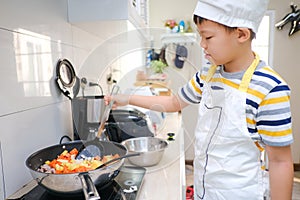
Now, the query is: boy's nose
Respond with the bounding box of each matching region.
[200,38,207,49]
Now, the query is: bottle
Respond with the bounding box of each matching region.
[179,20,185,33]
[146,49,152,68]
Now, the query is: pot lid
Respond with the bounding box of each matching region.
[55,58,80,100]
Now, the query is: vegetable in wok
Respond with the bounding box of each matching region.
[38,148,120,174]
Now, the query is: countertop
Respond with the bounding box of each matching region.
[136,112,186,200]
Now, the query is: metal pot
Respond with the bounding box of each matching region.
[121,137,168,167]
[25,140,127,199]
[105,107,154,143]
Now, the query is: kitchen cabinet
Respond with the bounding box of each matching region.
[67,0,151,94]
[67,0,149,38]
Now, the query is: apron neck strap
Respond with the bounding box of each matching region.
[205,65,217,82]
[205,52,260,93]
[239,53,260,92]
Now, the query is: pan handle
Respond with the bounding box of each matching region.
[78,173,101,200]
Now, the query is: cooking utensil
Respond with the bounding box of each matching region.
[96,153,140,169]
[121,137,168,167]
[77,85,120,159]
[26,140,127,200]
[97,85,119,139]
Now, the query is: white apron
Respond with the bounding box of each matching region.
[194,54,269,200]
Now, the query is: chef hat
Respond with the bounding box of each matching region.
[193,0,269,33]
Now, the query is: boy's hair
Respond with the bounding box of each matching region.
[193,15,256,40]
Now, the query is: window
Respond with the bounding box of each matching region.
[252,10,275,67]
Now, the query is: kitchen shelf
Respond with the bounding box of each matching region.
[161,32,198,45]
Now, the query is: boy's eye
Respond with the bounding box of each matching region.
[206,36,212,40]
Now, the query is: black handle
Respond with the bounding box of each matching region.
[79,173,100,200]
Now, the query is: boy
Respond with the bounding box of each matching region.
[105,0,294,199]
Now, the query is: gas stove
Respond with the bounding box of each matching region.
[7,166,145,200]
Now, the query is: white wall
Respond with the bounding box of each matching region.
[0,0,102,198]
[0,1,148,198]
[269,0,300,163]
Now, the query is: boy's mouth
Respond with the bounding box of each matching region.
[204,53,212,60]
[204,52,215,65]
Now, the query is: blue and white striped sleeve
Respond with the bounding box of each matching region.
[178,71,203,104]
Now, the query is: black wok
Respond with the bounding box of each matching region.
[25,140,127,199]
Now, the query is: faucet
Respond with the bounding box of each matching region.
[275,3,300,36]
[289,14,300,36]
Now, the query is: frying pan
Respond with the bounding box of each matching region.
[25,140,127,200]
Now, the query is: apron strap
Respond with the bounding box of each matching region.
[239,53,260,92]
[205,52,260,93]
[205,65,218,82]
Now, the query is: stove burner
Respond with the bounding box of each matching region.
[124,179,136,186]
[123,185,138,193]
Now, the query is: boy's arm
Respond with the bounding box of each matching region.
[106,94,189,112]
[266,145,294,200]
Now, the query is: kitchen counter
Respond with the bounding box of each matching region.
[136,112,186,200]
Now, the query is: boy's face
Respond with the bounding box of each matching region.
[196,20,240,66]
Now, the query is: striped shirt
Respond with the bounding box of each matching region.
[179,60,293,147]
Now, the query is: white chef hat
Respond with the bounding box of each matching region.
[193,0,269,33]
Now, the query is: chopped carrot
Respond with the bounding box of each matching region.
[49,160,58,168]
[69,148,78,155]
[75,166,87,173]
[39,148,120,174]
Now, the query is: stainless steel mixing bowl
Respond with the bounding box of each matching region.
[121,137,168,167]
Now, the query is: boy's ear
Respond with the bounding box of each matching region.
[236,28,251,42]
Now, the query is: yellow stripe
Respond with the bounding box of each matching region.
[190,78,202,95]
[202,74,237,88]
[247,88,265,100]
[246,117,256,125]
[258,128,292,137]
[208,77,266,100]
[260,96,290,106]
[209,77,239,89]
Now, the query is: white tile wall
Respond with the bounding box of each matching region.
[0,0,102,198]
[0,102,73,196]
[0,0,150,198]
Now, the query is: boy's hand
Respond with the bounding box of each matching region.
[104,94,130,109]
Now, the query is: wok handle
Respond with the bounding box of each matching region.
[79,173,101,200]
